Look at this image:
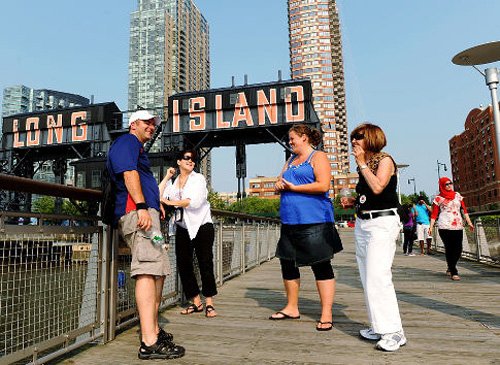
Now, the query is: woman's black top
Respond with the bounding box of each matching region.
[355,152,399,212]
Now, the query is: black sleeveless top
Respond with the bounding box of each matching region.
[355,152,399,212]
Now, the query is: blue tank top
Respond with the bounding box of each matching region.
[279,151,334,225]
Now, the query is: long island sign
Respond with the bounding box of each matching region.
[164,79,319,148]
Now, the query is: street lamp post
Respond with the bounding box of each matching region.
[453,41,500,169]
[396,164,409,204]
[408,177,417,196]
[437,160,447,179]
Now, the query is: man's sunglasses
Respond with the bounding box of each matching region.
[182,155,194,161]
[352,132,365,140]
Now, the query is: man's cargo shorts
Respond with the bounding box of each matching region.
[118,208,170,278]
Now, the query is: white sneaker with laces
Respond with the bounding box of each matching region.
[376,330,407,352]
[359,328,381,341]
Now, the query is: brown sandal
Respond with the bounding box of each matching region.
[180,303,203,315]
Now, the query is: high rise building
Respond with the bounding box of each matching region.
[128,0,211,177]
[2,85,89,117]
[449,105,500,211]
[128,0,209,115]
[288,0,350,195]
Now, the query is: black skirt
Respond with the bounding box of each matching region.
[276,222,343,267]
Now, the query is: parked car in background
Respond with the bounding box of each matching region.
[337,221,348,228]
[347,220,355,228]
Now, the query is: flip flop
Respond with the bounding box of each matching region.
[180,303,203,315]
[269,311,300,320]
[316,320,333,331]
[205,305,217,318]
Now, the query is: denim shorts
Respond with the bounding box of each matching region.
[276,222,342,267]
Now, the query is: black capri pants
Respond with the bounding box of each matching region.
[280,259,335,281]
[175,223,218,299]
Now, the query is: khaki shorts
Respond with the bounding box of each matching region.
[118,208,170,278]
[416,223,431,241]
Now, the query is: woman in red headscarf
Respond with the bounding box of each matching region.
[429,177,474,281]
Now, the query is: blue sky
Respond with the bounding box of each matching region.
[1,0,500,197]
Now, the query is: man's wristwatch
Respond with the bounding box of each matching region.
[136,202,148,210]
[359,164,368,170]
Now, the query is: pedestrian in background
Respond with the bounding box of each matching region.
[351,123,406,352]
[429,177,474,281]
[271,123,342,332]
[401,204,416,256]
[414,196,433,255]
[107,110,184,360]
[160,149,218,318]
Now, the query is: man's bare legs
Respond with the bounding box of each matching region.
[154,276,165,334]
[136,275,159,346]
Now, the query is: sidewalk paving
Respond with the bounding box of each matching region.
[52,230,500,365]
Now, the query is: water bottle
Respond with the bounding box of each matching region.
[150,231,165,246]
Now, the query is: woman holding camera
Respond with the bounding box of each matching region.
[351,123,406,352]
[159,149,217,318]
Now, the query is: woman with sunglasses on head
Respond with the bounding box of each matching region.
[271,124,342,332]
[428,177,474,281]
[351,123,406,352]
[159,149,218,318]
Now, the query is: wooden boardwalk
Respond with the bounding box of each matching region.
[52,230,500,365]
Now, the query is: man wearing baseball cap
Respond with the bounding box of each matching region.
[107,110,185,360]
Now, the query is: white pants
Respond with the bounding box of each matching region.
[354,214,403,334]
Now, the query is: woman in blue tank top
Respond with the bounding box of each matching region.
[269,124,343,332]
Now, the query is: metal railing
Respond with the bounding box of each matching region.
[431,210,500,266]
[0,174,279,365]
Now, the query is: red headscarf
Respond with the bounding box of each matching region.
[438,177,456,200]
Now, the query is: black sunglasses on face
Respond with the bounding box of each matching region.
[182,155,194,161]
[352,132,364,140]
[445,182,453,186]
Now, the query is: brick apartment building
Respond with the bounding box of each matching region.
[247,172,358,202]
[248,176,279,199]
[449,105,500,211]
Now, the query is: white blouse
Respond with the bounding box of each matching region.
[162,171,212,240]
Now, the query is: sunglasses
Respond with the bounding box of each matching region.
[445,182,453,186]
[352,132,365,140]
[181,155,194,161]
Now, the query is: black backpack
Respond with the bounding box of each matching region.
[101,162,116,227]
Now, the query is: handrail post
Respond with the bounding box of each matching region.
[476,218,482,262]
[241,220,246,274]
[107,228,119,342]
[100,225,111,343]
[256,222,261,265]
[217,219,223,285]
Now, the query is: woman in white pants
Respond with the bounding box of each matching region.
[351,123,406,352]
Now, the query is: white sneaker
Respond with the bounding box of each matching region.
[408,253,416,257]
[376,331,407,352]
[359,328,381,341]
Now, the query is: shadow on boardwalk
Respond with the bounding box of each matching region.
[52,230,500,365]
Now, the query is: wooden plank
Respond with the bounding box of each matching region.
[51,230,500,365]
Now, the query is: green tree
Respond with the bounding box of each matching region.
[208,191,227,210]
[32,196,55,213]
[229,197,279,217]
[32,196,89,215]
